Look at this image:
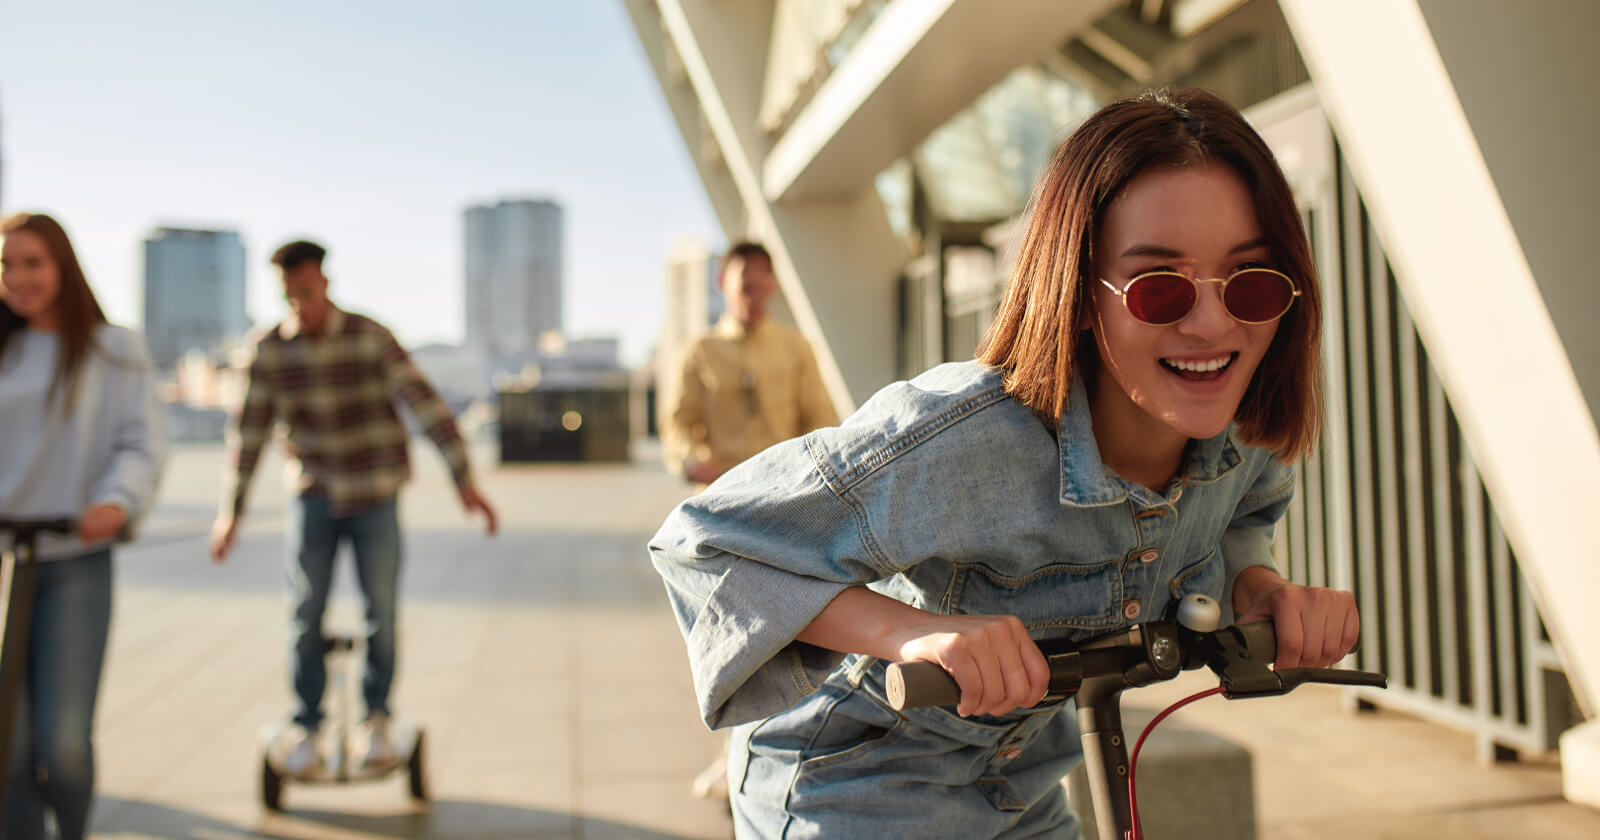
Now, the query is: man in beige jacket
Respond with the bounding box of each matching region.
[660,241,839,800]
[662,241,837,487]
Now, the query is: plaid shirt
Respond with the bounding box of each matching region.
[223,305,471,517]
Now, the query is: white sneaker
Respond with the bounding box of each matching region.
[283,726,321,775]
[354,713,396,766]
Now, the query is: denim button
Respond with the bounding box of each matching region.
[1138,549,1159,564]
[1123,599,1142,620]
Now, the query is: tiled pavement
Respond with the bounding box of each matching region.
[71,441,1600,838]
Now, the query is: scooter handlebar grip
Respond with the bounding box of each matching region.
[885,661,961,710]
[0,518,76,535]
[1234,621,1279,664]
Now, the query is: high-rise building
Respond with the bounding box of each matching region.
[141,227,247,369]
[463,198,564,358]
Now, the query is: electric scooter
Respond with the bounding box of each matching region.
[257,633,428,810]
[887,593,1389,840]
[0,517,77,827]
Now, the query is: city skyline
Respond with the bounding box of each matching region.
[0,2,718,367]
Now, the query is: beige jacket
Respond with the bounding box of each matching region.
[662,316,838,479]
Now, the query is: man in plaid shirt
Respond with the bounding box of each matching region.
[209,240,497,774]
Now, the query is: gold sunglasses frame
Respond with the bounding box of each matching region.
[1098,267,1301,326]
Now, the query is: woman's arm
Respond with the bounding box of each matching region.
[87,330,167,542]
[797,586,1050,718]
[1220,457,1360,669]
[651,434,1041,728]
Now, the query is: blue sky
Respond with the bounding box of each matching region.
[0,1,719,365]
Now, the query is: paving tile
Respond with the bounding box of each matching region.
[578,721,728,782]
[577,778,733,840]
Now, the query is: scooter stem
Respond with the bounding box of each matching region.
[1078,679,1136,840]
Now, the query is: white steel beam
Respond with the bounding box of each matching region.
[636,0,908,410]
[763,0,1119,202]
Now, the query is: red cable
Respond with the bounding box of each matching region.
[1123,687,1225,840]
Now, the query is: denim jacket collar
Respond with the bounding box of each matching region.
[1057,374,1243,508]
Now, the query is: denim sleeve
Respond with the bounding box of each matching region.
[1219,455,1296,624]
[648,437,894,730]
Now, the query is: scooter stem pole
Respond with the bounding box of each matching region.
[0,539,42,827]
[1077,678,1136,840]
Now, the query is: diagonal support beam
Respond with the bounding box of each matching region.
[637,0,905,410]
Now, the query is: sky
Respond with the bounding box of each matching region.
[0,0,720,366]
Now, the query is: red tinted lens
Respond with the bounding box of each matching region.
[1124,273,1196,324]
[1224,270,1296,322]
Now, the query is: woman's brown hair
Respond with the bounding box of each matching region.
[975,87,1322,461]
[0,212,110,414]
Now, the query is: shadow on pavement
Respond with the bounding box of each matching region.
[93,794,707,839]
[114,528,670,610]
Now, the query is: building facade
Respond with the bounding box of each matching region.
[463,198,565,358]
[141,226,247,369]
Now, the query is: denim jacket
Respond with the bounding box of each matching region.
[649,360,1294,732]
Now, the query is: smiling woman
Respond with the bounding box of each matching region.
[1086,163,1295,489]
[0,212,166,840]
[647,88,1356,839]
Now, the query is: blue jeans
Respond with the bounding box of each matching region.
[285,495,401,730]
[3,549,112,840]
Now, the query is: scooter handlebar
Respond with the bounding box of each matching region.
[885,619,1377,710]
[885,661,962,710]
[0,518,76,535]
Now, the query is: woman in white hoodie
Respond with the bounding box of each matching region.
[0,212,165,840]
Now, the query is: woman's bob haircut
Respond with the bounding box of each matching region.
[976,87,1322,462]
[0,212,110,415]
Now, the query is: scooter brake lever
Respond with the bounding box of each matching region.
[1272,668,1389,693]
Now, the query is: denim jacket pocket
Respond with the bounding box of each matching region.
[1168,548,1225,603]
[944,558,1124,633]
[796,685,907,772]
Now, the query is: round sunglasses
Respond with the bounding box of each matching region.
[1098,267,1300,326]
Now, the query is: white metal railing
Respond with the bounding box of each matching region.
[1275,148,1575,761]
[906,83,1579,763]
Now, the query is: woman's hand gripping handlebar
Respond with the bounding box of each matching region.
[886,594,1388,710]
